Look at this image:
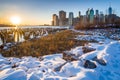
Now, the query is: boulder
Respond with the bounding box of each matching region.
[62,52,77,61]
[84,60,97,69]
[0,45,4,49]
[92,56,106,66]
[82,47,96,53]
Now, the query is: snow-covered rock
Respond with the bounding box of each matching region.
[0,69,26,80]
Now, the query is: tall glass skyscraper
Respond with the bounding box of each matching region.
[68,12,74,26]
[90,8,94,24]
[108,6,112,15]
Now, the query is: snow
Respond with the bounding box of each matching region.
[68,47,83,56]
[0,69,27,80]
[0,29,120,80]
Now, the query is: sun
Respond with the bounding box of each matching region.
[10,16,21,25]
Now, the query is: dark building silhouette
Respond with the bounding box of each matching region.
[108,6,112,15]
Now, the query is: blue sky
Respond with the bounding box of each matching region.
[0,0,119,25]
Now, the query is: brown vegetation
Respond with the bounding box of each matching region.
[1,30,89,57]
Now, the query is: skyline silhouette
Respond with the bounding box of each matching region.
[0,0,119,25]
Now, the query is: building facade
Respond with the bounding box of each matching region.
[59,10,66,26]
[89,8,94,24]
[52,14,59,26]
[68,12,74,26]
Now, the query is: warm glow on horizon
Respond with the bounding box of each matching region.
[10,16,21,25]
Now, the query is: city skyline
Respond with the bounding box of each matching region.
[0,0,120,25]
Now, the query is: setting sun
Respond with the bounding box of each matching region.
[10,16,21,25]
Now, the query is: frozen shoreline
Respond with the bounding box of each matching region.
[0,29,120,80]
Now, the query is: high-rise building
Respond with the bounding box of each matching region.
[83,15,87,27]
[78,11,81,18]
[86,9,90,23]
[108,6,112,15]
[89,8,94,24]
[68,12,74,26]
[95,10,99,17]
[95,10,99,25]
[99,12,105,23]
[52,14,59,26]
[59,10,66,26]
[73,11,81,26]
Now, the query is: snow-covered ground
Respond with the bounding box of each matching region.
[0,29,120,80]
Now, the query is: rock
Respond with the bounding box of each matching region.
[0,45,4,49]
[12,64,19,68]
[84,60,97,69]
[82,46,96,53]
[62,52,77,61]
[92,56,106,66]
[54,62,67,72]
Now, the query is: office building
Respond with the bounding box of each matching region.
[68,12,74,26]
[52,14,59,26]
[59,10,66,26]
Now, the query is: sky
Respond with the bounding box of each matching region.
[0,0,120,25]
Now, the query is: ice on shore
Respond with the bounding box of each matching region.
[0,29,120,80]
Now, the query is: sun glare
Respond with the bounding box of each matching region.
[10,16,21,25]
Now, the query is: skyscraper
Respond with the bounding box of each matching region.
[52,14,59,26]
[95,10,99,25]
[99,12,105,24]
[86,9,90,23]
[89,8,94,24]
[78,11,81,18]
[108,6,112,15]
[59,10,66,26]
[95,10,99,17]
[68,12,74,26]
